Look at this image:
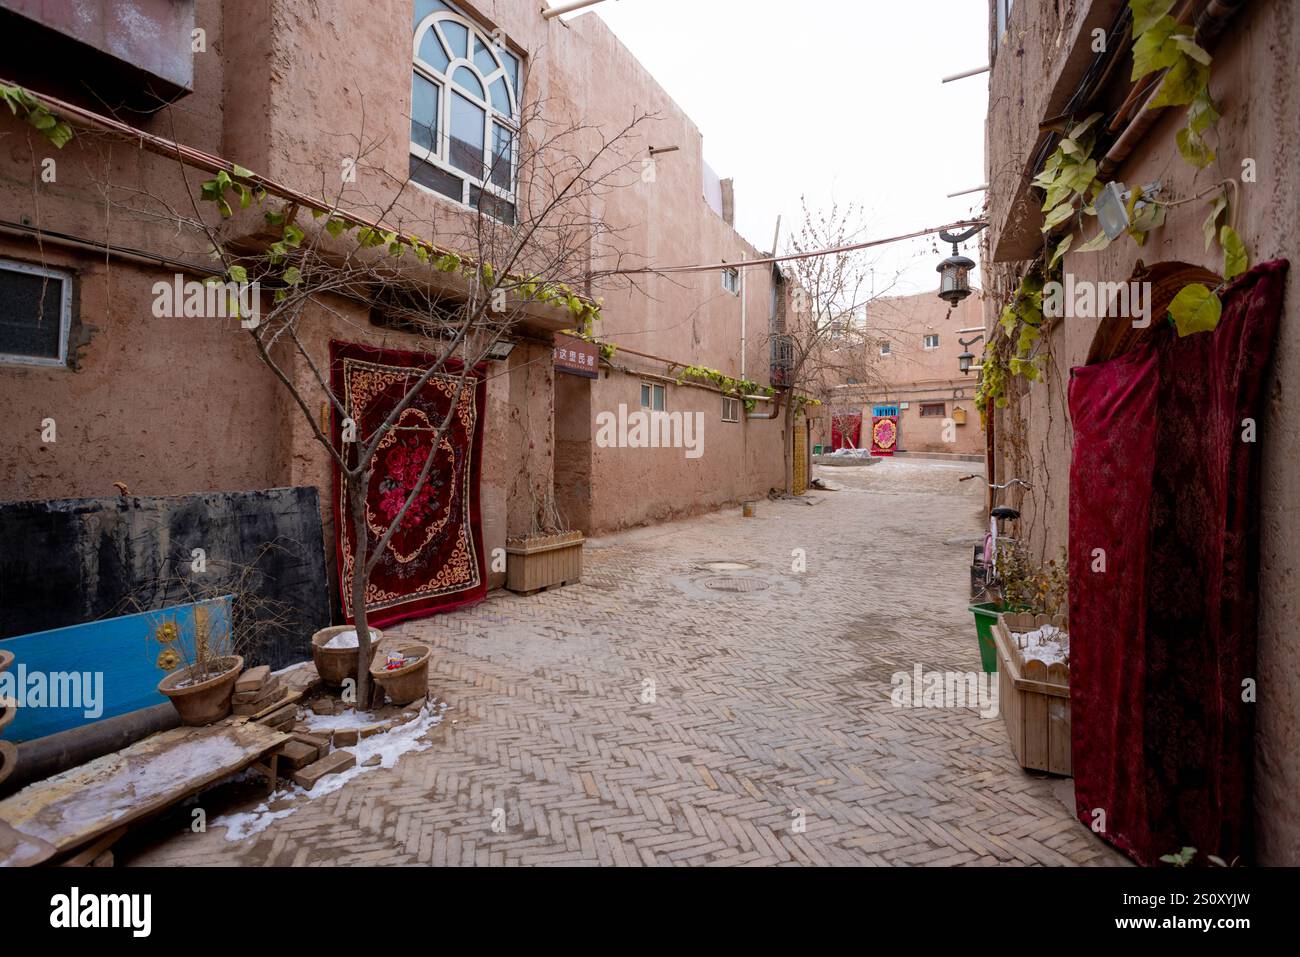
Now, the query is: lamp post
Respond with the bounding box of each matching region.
[935,223,988,306]
[957,334,983,375]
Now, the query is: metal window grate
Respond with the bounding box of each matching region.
[0,260,71,365]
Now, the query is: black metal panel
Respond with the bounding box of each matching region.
[0,487,329,670]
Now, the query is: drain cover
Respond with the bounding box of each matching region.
[702,575,769,593]
[698,560,755,571]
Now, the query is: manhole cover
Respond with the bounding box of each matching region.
[698,560,755,571]
[702,575,769,593]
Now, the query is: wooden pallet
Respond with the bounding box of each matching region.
[0,719,289,866]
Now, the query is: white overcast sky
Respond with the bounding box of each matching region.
[584,0,989,295]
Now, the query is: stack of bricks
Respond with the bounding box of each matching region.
[233,665,294,731]
[272,723,357,790]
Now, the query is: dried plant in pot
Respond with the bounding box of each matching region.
[154,606,245,726]
[505,486,584,595]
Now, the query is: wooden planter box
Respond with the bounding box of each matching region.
[994,612,1072,776]
[505,532,584,595]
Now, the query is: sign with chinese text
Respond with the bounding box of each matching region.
[553,334,599,379]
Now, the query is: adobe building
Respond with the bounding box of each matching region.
[0,0,792,618]
[981,0,1299,862]
[815,292,984,457]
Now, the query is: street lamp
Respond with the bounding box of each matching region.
[957,334,983,374]
[935,223,988,306]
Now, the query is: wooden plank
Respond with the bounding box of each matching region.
[0,720,289,861]
[0,817,56,867]
[1048,696,1073,775]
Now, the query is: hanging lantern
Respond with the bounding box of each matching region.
[937,251,976,305]
[957,348,975,373]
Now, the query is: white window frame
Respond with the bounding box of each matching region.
[879,340,892,356]
[411,7,520,214]
[722,267,740,295]
[640,381,666,411]
[923,333,939,350]
[722,395,740,422]
[0,258,73,367]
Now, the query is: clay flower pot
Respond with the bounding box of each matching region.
[157,655,244,726]
[369,644,430,707]
[312,626,385,688]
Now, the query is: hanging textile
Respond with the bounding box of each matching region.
[1068,260,1287,865]
[330,340,487,628]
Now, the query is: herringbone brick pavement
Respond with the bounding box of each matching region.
[128,459,1126,866]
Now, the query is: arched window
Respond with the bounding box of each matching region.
[410,0,521,222]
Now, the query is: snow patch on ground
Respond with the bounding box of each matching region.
[213,704,445,842]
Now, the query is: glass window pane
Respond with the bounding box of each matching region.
[411,72,439,151]
[500,49,520,96]
[654,386,665,411]
[468,186,516,225]
[490,123,512,190]
[452,66,484,100]
[474,37,500,75]
[0,267,64,359]
[417,28,450,72]
[449,91,485,176]
[413,0,451,30]
[440,20,468,59]
[489,77,511,116]
[641,383,650,407]
[410,155,464,202]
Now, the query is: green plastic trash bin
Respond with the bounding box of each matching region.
[813,444,823,455]
[968,602,1002,673]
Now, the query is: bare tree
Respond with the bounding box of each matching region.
[74,83,654,705]
[766,199,899,485]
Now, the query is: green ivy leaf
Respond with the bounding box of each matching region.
[1169,282,1222,336]
[1176,127,1215,168]
[1067,112,1103,141]
[1049,234,1072,268]
[228,265,248,283]
[1203,193,1227,251]
[1042,202,1075,233]
[324,218,347,239]
[1075,229,1114,253]
[283,265,302,286]
[1189,87,1220,135]
[234,183,253,209]
[282,223,305,248]
[231,164,254,179]
[46,121,73,149]
[27,108,56,131]
[1220,225,1248,280]
[1173,34,1212,65]
[1149,56,1210,109]
[216,196,233,218]
[1131,16,1181,80]
[1130,0,1177,36]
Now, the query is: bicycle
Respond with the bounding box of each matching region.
[959,474,1032,602]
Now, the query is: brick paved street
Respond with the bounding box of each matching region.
[128,458,1124,866]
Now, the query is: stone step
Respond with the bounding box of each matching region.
[292,750,357,791]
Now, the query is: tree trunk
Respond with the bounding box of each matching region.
[782,399,796,494]
[347,477,373,710]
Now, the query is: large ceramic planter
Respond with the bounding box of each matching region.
[157,655,244,726]
[369,643,430,707]
[505,531,584,595]
[312,626,385,688]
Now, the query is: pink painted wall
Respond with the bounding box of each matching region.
[983,0,1300,863]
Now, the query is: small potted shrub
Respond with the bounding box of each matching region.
[155,607,245,726]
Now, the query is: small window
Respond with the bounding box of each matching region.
[0,259,72,366]
[919,401,946,418]
[879,340,891,356]
[722,396,740,422]
[923,334,939,350]
[640,382,665,411]
[722,267,740,295]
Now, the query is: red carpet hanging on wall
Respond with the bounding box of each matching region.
[1067,260,1288,866]
[330,340,487,627]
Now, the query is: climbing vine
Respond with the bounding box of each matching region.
[672,365,775,411]
[0,83,73,148]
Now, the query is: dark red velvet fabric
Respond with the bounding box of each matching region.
[330,340,487,628]
[1068,260,1287,866]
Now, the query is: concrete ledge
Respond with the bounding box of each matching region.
[813,454,881,467]
[894,451,985,463]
